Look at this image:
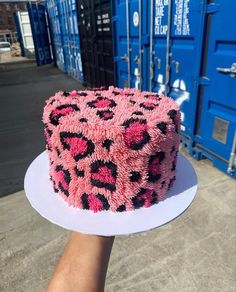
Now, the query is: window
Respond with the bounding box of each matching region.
[5,4,10,11]
[0,16,4,25]
[8,16,13,25]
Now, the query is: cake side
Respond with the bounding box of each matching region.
[42,87,180,213]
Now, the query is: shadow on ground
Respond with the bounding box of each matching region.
[0,61,83,197]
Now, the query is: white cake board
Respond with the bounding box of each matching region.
[24,151,198,237]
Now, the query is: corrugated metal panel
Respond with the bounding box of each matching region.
[47,0,67,72]
[14,11,35,57]
[113,0,236,178]
[194,1,236,177]
[46,0,83,82]
[56,0,83,82]
[27,3,52,65]
[77,0,114,87]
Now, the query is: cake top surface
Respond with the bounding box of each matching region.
[43,86,179,132]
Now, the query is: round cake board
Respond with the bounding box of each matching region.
[24,151,198,237]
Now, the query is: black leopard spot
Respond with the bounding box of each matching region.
[79,118,87,122]
[130,171,141,182]
[156,122,167,134]
[116,205,126,212]
[167,109,177,119]
[132,111,144,116]
[56,147,61,157]
[78,92,88,97]
[81,193,90,209]
[75,167,85,177]
[63,91,70,96]
[96,193,110,210]
[50,104,80,126]
[161,181,166,188]
[112,91,120,96]
[102,139,113,151]
[90,160,117,192]
[55,165,71,196]
[148,152,165,182]
[132,188,158,209]
[140,102,157,111]
[60,132,95,162]
[96,110,114,120]
[168,176,176,190]
[122,118,150,150]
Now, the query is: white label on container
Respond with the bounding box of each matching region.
[154,0,168,35]
[174,0,190,36]
[133,11,139,27]
[97,13,110,32]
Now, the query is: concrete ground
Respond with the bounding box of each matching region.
[0,51,34,64]
[0,61,83,197]
[0,61,235,291]
[0,150,235,292]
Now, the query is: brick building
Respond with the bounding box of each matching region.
[0,2,28,43]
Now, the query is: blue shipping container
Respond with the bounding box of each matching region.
[27,2,52,66]
[47,0,67,72]
[112,0,236,178]
[47,0,83,82]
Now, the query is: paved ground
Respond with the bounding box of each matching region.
[0,149,235,292]
[0,52,34,64]
[0,61,83,197]
[0,61,235,291]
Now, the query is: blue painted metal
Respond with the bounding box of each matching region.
[47,0,67,72]
[113,0,236,178]
[112,0,149,90]
[56,0,83,82]
[13,11,25,57]
[46,0,83,82]
[193,1,236,178]
[27,2,52,66]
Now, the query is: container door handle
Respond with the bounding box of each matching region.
[216,63,236,77]
[134,55,140,64]
[121,54,128,62]
[171,60,180,74]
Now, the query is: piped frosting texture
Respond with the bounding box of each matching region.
[43,86,180,213]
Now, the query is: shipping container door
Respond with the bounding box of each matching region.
[47,0,66,72]
[94,0,114,86]
[56,0,83,82]
[77,0,114,87]
[56,0,70,72]
[65,0,83,82]
[14,11,35,57]
[77,1,96,86]
[113,0,149,90]
[151,1,206,138]
[195,1,236,176]
[27,3,52,65]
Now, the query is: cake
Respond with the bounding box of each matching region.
[42,86,180,213]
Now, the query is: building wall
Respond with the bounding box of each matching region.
[0,2,28,31]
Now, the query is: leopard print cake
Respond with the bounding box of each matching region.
[42,86,180,213]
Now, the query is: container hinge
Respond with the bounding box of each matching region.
[198,76,210,86]
[206,3,220,14]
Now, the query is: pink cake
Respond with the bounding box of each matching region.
[42,86,180,213]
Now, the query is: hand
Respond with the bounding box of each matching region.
[46,232,115,292]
